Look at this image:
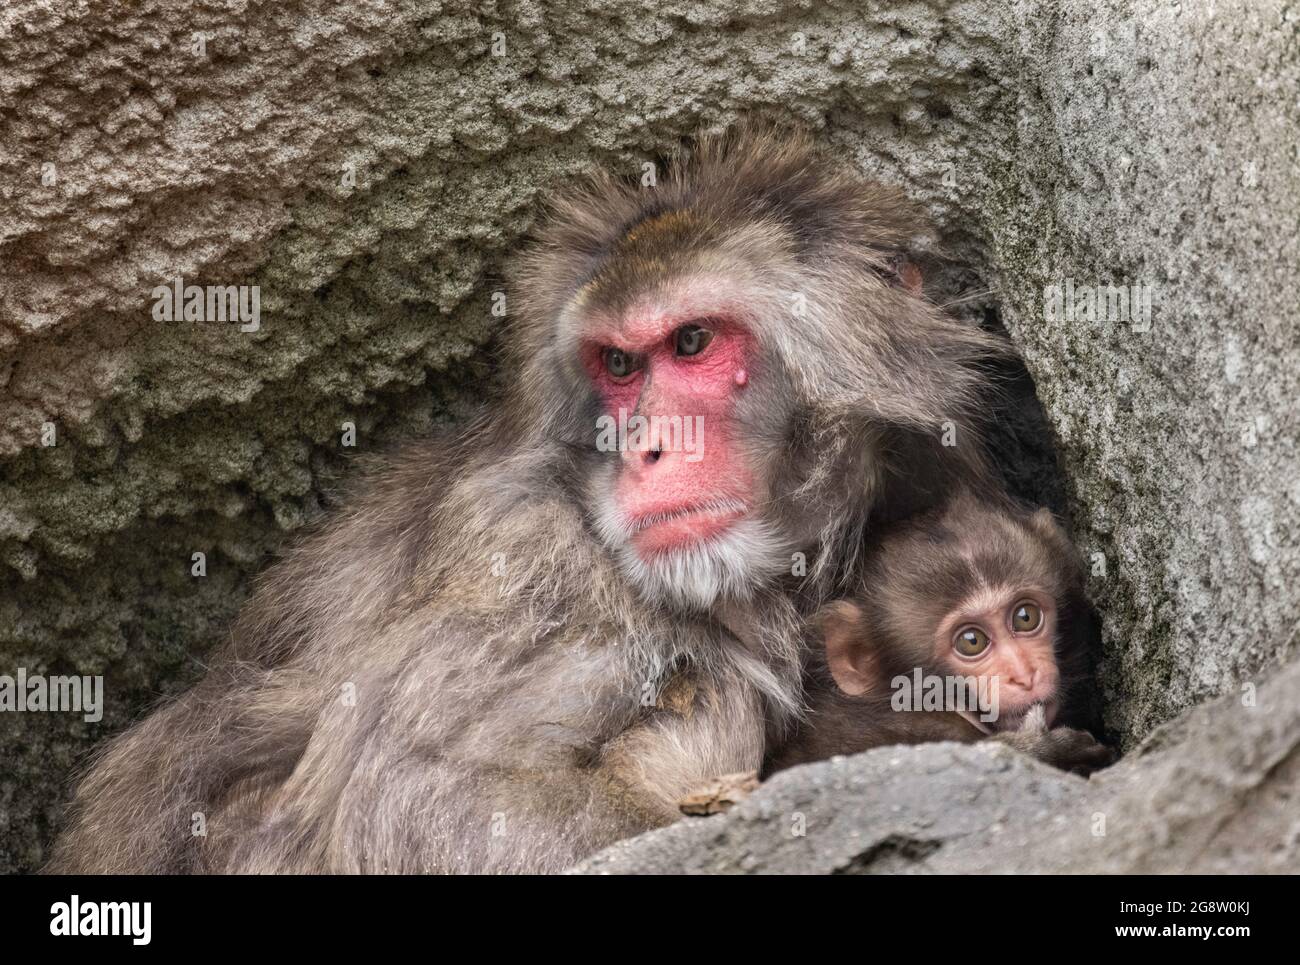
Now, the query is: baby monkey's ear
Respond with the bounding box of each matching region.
[817,600,880,696]
[1029,506,1063,537]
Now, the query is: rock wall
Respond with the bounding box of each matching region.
[1,0,1295,872]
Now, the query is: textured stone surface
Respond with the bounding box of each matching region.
[1,0,1296,872]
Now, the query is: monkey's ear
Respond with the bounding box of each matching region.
[1028,507,1070,546]
[1029,507,1059,532]
[1028,506,1085,580]
[879,253,924,295]
[896,257,923,296]
[817,601,880,696]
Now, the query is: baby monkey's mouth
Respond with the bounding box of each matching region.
[958,700,1057,735]
[957,709,995,735]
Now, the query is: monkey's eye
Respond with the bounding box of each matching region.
[603,347,642,379]
[953,626,991,658]
[1011,601,1043,633]
[674,324,714,357]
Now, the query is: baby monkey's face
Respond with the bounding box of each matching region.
[819,499,1083,736]
[819,585,1065,734]
[933,585,1061,731]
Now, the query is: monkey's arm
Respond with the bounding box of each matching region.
[202,630,771,874]
[874,707,1114,776]
[875,707,1114,775]
[765,695,1112,779]
[986,706,1114,775]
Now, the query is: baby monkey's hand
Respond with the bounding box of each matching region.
[993,706,1115,776]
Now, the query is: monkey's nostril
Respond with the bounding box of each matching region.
[646,447,662,464]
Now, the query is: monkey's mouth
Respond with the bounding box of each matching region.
[960,699,1058,734]
[957,710,995,735]
[629,498,748,553]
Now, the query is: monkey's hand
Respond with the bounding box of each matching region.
[677,770,761,817]
[992,706,1115,776]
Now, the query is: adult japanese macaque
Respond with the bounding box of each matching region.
[764,492,1112,779]
[49,128,1011,874]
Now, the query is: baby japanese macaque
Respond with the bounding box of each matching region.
[765,491,1112,777]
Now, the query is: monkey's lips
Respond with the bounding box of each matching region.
[628,499,748,554]
[961,698,1059,734]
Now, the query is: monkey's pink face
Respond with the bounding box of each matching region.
[582,306,758,557]
[935,588,1061,730]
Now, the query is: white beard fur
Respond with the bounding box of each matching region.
[593,494,790,611]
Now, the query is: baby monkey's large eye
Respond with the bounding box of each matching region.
[674,324,714,357]
[603,347,642,379]
[1011,601,1043,633]
[953,626,991,658]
